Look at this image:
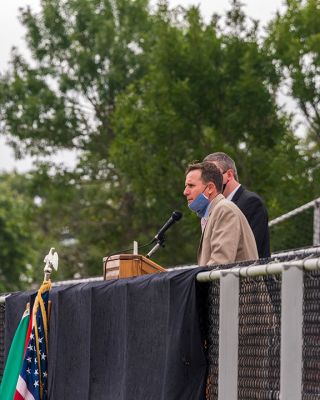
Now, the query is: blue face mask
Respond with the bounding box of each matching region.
[188,192,209,218]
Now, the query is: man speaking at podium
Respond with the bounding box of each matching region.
[184,162,258,266]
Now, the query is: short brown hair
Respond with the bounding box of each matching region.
[203,152,238,181]
[186,161,223,193]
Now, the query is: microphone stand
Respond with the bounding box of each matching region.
[146,236,165,259]
[146,210,182,259]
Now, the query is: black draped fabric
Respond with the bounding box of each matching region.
[5,269,207,400]
[4,290,33,359]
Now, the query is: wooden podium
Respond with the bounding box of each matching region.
[103,254,166,280]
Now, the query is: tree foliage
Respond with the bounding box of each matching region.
[0,0,319,289]
[0,174,37,292]
[265,0,320,232]
[266,0,320,148]
[0,0,151,156]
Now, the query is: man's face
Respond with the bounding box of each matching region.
[183,169,207,204]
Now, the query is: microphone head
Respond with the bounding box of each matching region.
[172,210,183,221]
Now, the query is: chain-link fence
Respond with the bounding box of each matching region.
[205,274,282,399]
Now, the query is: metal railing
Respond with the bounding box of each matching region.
[269,197,320,246]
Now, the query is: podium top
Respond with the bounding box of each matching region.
[103,253,166,280]
[103,254,146,262]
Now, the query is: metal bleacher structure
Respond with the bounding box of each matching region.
[1,197,320,399]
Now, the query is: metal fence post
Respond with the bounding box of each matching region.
[313,200,320,246]
[218,271,239,400]
[280,264,303,400]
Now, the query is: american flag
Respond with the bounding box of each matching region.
[14,281,51,400]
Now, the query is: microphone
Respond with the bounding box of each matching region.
[146,211,183,259]
[154,211,183,242]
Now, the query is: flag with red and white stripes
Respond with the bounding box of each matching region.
[14,281,51,400]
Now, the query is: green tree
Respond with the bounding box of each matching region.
[0,0,318,286]
[0,0,156,280]
[266,0,320,184]
[0,0,151,156]
[0,174,37,292]
[266,0,320,142]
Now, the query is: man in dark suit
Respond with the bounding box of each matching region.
[203,152,271,258]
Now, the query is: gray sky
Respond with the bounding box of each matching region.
[0,0,286,172]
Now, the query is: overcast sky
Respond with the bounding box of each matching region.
[0,0,286,172]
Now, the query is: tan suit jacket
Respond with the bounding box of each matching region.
[198,194,258,266]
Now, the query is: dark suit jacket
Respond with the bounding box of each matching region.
[232,185,271,258]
